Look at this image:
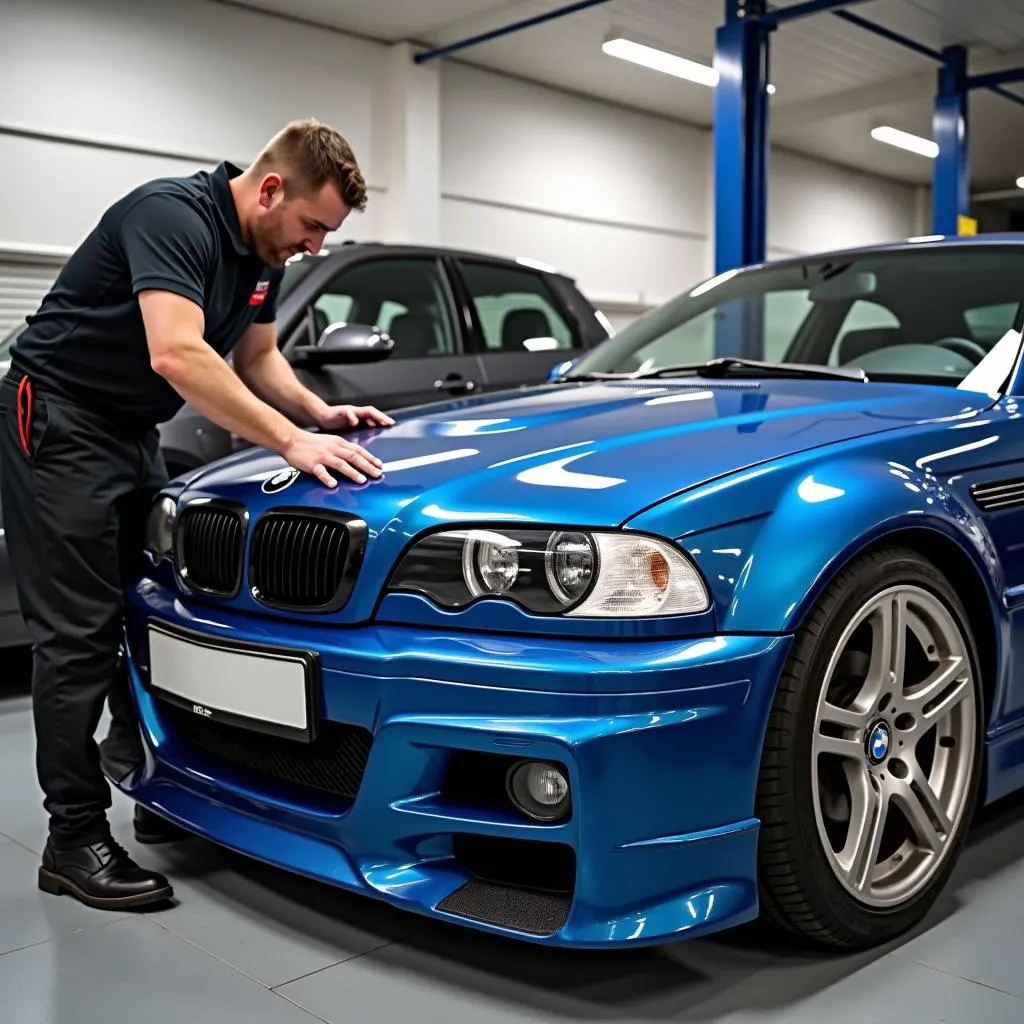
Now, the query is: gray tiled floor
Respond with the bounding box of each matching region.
[4,668,1024,1024]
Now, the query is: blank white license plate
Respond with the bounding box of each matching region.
[146,622,317,741]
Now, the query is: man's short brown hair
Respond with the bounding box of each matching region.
[252,119,367,212]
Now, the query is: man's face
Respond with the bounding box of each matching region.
[251,174,350,267]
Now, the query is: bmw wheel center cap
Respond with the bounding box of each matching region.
[867,721,891,764]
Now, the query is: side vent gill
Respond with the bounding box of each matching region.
[971,479,1024,512]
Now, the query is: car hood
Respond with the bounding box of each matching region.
[183,379,994,530]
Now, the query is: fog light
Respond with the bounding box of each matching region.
[506,761,570,822]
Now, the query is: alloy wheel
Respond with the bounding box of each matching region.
[810,584,977,908]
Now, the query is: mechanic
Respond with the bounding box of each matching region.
[0,119,394,911]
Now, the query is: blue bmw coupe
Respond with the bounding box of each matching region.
[121,236,1024,952]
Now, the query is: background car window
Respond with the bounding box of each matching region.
[458,261,575,353]
[311,259,456,360]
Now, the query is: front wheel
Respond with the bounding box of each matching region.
[755,546,984,949]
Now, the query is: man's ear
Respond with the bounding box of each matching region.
[257,173,284,209]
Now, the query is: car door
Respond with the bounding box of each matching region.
[448,258,585,395]
[286,256,481,412]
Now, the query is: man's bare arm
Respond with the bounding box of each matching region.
[232,321,328,426]
[140,290,299,452]
[140,290,382,487]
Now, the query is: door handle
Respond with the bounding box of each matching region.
[434,374,477,394]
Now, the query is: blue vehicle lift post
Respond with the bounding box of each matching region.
[712,0,875,275]
[933,46,969,238]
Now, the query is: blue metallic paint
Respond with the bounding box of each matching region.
[115,242,1024,947]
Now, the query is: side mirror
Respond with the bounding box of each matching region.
[547,356,580,381]
[292,322,396,368]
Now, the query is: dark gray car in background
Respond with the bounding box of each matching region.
[0,241,611,646]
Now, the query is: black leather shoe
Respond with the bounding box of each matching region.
[38,837,174,910]
[133,805,191,845]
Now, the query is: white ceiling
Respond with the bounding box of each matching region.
[228,0,1024,197]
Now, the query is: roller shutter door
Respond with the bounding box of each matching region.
[0,257,63,338]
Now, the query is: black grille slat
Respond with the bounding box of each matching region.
[159,702,372,801]
[177,505,244,596]
[250,511,355,611]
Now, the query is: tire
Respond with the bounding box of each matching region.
[754,545,984,950]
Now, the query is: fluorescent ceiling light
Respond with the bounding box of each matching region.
[603,38,718,87]
[871,126,938,158]
[603,37,776,93]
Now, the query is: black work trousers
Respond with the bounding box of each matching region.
[0,368,168,848]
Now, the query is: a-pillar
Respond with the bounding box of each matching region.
[376,42,442,245]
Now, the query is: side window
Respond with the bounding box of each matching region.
[310,259,456,360]
[458,261,576,353]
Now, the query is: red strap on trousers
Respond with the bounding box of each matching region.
[16,375,33,457]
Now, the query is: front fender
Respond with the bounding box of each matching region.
[628,453,1003,636]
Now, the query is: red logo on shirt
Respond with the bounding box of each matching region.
[249,280,270,306]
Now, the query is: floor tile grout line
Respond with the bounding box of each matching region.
[887,951,1024,1001]
[270,939,405,992]
[143,920,334,1024]
[146,914,394,1007]
[0,914,138,961]
[0,830,44,858]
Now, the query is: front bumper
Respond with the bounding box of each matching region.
[120,579,792,948]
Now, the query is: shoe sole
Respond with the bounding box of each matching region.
[37,867,173,909]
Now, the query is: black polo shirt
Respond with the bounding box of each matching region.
[11,161,284,430]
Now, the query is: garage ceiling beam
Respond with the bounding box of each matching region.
[763,0,875,28]
[412,0,614,64]
[970,67,1024,91]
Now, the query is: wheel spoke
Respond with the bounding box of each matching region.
[814,731,865,760]
[903,658,970,731]
[864,594,907,704]
[820,701,869,731]
[891,768,950,854]
[839,767,889,895]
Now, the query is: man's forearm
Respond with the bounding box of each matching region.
[236,346,328,427]
[152,341,300,454]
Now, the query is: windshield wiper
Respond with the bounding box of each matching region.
[628,357,868,382]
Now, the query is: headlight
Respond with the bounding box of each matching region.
[144,495,177,559]
[387,528,708,617]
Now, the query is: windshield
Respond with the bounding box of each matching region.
[570,247,1024,389]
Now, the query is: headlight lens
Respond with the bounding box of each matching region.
[144,495,177,559]
[388,528,708,617]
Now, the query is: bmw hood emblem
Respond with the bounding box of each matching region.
[261,466,299,494]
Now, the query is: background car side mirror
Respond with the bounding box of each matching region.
[292,322,396,368]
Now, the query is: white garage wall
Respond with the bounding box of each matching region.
[439,63,924,314]
[1,0,923,328]
[0,0,387,257]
